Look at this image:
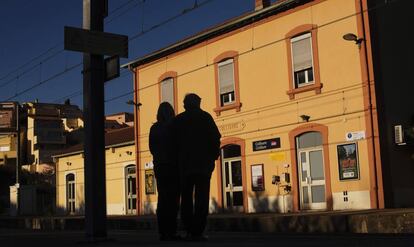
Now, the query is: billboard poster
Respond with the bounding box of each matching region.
[251,164,265,191]
[145,169,156,194]
[337,143,359,180]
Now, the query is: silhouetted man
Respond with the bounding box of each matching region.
[173,93,221,241]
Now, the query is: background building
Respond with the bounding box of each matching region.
[0,102,24,215]
[105,112,134,130]
[23,101,83,174]
[0,102,25,168]
[54,126,136,215]
[1,100,83,215]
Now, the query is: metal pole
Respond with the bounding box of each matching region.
[83,0,107,239]
[15,103,20,215]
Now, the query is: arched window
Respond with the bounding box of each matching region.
[222,144,241,159]
[159,71,178,111]
[296,131,323,149]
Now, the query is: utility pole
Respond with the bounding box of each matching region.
[64,0,127,239]
[82,0,107,239]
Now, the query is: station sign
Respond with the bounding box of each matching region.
[64,26,128,58]
[253,137,281,151]
[104,55,120,82]
[345,131,365,141]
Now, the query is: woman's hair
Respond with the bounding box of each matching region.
[157,102,175,122]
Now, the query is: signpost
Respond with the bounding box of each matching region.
[64,0,128,240]
[104,55,120,82]
[64,26,128,58]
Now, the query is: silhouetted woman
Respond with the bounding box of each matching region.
[149,102,180,241]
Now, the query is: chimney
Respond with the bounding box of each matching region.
[255,0,271,10]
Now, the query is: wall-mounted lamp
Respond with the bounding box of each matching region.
[300,114,310,122]
[343,33,364,47]
[66,162,72,166]
[126,100,142,109]
[126,151,133,156]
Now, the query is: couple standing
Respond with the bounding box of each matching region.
[149,93,221,241]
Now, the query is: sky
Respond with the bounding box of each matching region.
[0,0,270,115]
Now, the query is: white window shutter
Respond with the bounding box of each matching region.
[218,59,235,94]
[292,35,313,72]
[161,78,174,108]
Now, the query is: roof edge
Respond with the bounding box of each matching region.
[122,0,311,69]
[52,140,135,159]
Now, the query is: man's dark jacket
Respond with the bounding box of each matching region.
[173,108,221,175]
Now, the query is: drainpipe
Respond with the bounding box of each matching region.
[15,102,20,215]
[359,0,382,209]
[130,66,141,215]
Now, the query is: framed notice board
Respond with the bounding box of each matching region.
[251,164,265,191]
[145,169,156,194]
[337,143,360,180]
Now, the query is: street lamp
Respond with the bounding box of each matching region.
[342,33,364,48]
[126,100,142,109]
[300,114,310,122]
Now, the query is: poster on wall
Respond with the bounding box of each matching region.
[251,164,264,191]
[145,169,156,194]
[337,143,359,180]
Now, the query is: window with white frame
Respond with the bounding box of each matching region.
[218,59,236,106]
[160,77,174,109]
[66,173,75,214]
[291,33,314,88]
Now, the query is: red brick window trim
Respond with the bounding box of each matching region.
[213,51,242,116]
[285,24,322,100]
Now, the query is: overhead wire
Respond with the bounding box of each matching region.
[110,82,369,143]
[4,0,396,105]
[0,43,62,82]
[4,63,82,101]
[103,0,392,106]
[128,0,215,42]
[105,0,144,25]
[0,0,148,97]
[0,48,65,89]
[3,0,215,102]
[53,109,370,184]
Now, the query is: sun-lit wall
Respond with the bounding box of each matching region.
[55,144,135,215]
[135,0,378,213]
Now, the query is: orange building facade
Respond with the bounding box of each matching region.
[124,0,383,214]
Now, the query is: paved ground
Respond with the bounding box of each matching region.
[4,208,414,233]
[0,229,413,247]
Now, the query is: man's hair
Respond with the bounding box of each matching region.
[183,93,201,110]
